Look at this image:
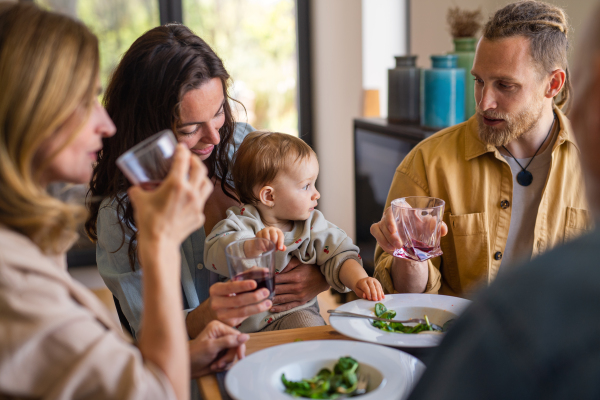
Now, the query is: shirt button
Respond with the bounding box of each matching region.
[197,263,204,270]
[494,251,503,260]
[500,200,510,209]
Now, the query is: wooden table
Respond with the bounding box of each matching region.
[197,325,354,400]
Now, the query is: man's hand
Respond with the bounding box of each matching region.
[256,227,286,251]
[271,258,330,313]
[189,321,249,378]
[371,205,448,294]
[370,206,448,255]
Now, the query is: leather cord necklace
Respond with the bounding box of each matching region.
[502,113,556,187]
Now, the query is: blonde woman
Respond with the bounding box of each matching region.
[0,3,247,399]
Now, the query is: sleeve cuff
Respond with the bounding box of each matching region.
[374,250,441,294]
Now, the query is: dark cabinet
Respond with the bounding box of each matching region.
[353,118,432,275]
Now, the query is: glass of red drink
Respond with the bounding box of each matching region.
[225,238,276,301]
[116,129,177,190]
[391,196,445,262]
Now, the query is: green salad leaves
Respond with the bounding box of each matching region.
[371,303,439,334]
[281,357,361,399]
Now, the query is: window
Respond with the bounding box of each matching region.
[183,0,298,136]
[37,0,160,91]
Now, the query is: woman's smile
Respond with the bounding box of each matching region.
[191,145,214,157]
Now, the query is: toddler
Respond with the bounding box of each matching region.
[204,131,384,333]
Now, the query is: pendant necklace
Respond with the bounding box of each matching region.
[502,113,556,187]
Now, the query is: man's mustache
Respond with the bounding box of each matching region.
[477,110,509,120]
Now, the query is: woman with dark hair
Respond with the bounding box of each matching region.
[86,25,329,345]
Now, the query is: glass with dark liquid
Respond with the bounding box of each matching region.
[116,130,177,189]
[391,197,445,262]
[225,238,276,301]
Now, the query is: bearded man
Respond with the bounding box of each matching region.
[371,0,591,298]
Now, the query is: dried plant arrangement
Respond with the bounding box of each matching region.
[447,6,483,38]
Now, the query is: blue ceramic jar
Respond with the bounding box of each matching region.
[422,55,465,130]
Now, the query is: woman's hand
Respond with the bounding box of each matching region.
[208,281,273,327]
[129,144,213,250]
[189,321,250,378]
[270,258,330,313]
[130,144,213,400]
[256,227,286,251]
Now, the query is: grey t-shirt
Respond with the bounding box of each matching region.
[500,128,557,270]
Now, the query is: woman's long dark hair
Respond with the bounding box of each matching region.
[85,24,237,269]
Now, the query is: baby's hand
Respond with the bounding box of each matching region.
[354,277,385,301]
[256,227,286,251]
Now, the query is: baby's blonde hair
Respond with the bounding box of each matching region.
[232,131,316,205]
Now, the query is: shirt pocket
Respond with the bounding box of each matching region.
[443,212,489,293]
[564,207,593,243]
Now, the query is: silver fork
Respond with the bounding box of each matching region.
[354,373,369,395]
[327,310,443,331]
[338,373,369,398]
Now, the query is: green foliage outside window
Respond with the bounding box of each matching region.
[38,0,298,136]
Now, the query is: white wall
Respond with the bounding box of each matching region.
[362,0,408,117]
[311,0,363,239]
[411,0,597,69]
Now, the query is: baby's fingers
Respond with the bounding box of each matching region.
[359,281,373,300]
[275,232,286,251]
[354,286,365,300]
[367,279,383,301]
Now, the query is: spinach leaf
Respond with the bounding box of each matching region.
[281,357,361,399]
[371,304,440,335]
[380,310,397,320]
[374,303,387,317]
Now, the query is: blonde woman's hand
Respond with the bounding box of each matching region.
[189,320,250,378]
[129,144,213,250]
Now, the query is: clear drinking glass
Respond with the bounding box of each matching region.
[225,238,276,301]
[391,196,445,262]
[116,129,177,190]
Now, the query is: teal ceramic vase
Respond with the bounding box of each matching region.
[422,55,465,130]
[451,37,477,120]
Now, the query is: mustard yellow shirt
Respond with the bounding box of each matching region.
[374,108,591,298]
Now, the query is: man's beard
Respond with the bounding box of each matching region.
[476,98,545,147]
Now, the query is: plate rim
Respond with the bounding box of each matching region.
[224,339,426,400]
[329,293,471,348]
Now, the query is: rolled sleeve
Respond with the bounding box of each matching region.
[373,165,442,294]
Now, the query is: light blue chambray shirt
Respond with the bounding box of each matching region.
[96,123,253,338]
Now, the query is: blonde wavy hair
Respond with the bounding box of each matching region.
[0,3,99,253]
[483,1,571,112]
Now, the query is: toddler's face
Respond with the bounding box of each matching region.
[271,154,320,221]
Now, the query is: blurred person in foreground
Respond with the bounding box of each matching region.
[371,1,591,298]
[0,3,248,399]
[407,2,600,399]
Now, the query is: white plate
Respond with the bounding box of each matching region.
[330,294,471,348]
[225,340,425,400]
